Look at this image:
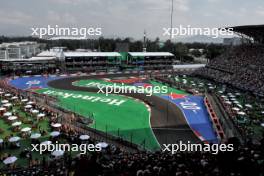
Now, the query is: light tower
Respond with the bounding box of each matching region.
[170,0,174,42]
[143,30,147,52]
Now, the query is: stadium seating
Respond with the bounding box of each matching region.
[194,44,264,96]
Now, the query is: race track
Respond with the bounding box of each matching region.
[47,73,200,147]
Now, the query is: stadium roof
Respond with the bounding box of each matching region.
[228,24,264,43]
[0,42,38,48]
[173,64,205,69]
[37,51,59,57]
[0,57,56,62]
[48,37,87,40]
[128,52,174,57]
[64,52,121,57]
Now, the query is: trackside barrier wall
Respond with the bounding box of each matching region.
[204,96,225,142]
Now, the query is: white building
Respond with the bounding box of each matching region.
[0,41,41,59]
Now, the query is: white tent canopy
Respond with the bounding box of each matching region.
[51,150,64,157]
[21,127,31,132]
[3,156,17,164]
[96,142,109,149]
[8,116,18,121]
[21,99,29,102]
[237,111,246,116]
[31,109,39,114]
[11,96,18,100]
[41,141,52,145]
[51,123,61,128]
[50,131,60,137]
[3,112,12,117]
[9,136,21,142]
[30,133,41,139]
[79,135,90,140]
[37,113,45,118]
[12,121,22,127]
[3,103,12,107]
[1,100,8,104]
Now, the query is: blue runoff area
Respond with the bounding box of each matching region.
[9,76,60,90]
[161,95,219,143]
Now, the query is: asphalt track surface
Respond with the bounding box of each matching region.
[48,73,200,147]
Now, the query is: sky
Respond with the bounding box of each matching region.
[0,0,264,41]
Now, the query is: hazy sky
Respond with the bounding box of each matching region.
[0,0,264,40]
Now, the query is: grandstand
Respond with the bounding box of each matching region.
[0,57,57,75]
[0,49,176,74]
[63,52,122,72]
[231,25,264,43]
[126,52,174,70]
[195,25,264,96]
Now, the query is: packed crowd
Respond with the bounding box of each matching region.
[1,136,263,176]
[195,44,264,96]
